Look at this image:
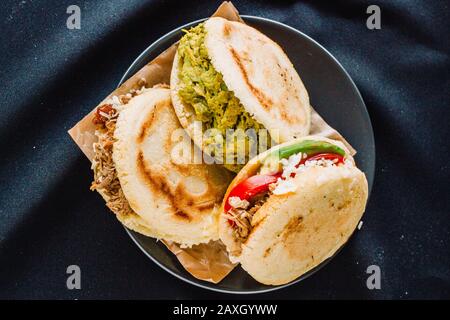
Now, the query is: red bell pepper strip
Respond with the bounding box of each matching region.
[224,173,281,213]
[225,152,344,227]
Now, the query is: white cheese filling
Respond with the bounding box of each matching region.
[272,152,353,195]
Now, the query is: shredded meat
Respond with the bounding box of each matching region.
[93,104,115,125]
[228,193,270,242]
[90,105,133,217]
[90,81,155,217]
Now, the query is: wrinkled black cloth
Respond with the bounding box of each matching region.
[0,0,448,299]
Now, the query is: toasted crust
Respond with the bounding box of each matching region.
[170,51,202,153]
[241,165,368,285]
[113,88,233,247]
[218,136,368,284]
[204,17,311,143]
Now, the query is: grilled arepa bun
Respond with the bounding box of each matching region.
[92,87,233,247]
[219,136,368,285]
[171,17,311,172]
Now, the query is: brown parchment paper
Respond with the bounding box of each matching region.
[68,1,355,284]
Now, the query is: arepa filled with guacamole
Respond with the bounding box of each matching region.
[171,17,312,172]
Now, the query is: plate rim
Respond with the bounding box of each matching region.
[118,15,376,295]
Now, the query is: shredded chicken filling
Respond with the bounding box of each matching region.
[90,82,148,217]
[228,193,270,243]
[227,150,351,245]
[90,107,135,217]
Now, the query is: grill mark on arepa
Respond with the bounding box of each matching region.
[223,22,231,36]
[137,151,192,221]
[282,216,304,241]
[136,100,170,144]
[263,246,271,258]
[282,216,305,259]
[279,109,299,124]
[229,48,274,110]
[174,211,191,220]
[137,108,156,144]
[136,152,216,222]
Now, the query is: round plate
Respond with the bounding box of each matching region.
[118,16,375,294]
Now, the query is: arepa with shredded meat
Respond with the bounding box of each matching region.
[219,136,368,285]
[91,87,233,247]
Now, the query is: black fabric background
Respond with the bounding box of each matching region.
[0,0,449,299]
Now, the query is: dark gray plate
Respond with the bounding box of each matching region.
[119,16,375,294]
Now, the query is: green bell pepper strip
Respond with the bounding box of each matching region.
[262,140,346,170]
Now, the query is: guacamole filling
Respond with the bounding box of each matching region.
[177,23,270,172]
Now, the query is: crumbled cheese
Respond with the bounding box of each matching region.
[357,220,363,230]
[111,95,121,106]
[228,196,250,209]
[272,152,354,195]
[272,178,297,195]
[281,153,302,179]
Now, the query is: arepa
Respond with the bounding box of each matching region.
[171,17,311,173]
[219,136,368,285]
[92,87,233,247]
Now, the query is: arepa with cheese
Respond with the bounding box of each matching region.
[219,136,368,285]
